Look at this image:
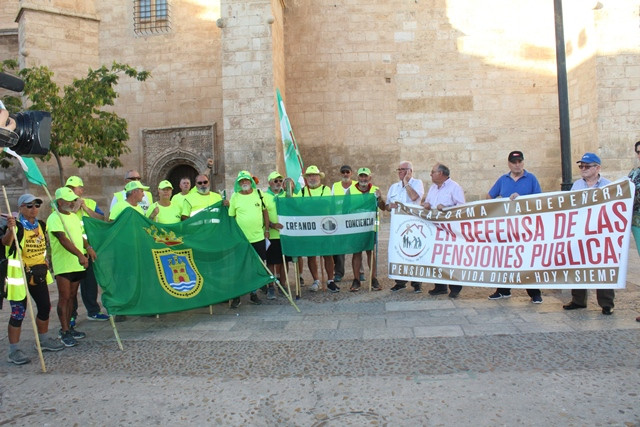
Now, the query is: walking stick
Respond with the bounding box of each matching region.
[2,186,46,372]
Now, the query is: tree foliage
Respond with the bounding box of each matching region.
[1,60,150,182]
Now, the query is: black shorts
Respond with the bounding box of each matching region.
[251,240,267,262]
[266,239,284,265]
[57,270,86,283]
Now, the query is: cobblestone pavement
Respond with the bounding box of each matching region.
[1,220,639,426]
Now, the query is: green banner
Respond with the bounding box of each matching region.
[84,204,274,315]
[276,194,377,257]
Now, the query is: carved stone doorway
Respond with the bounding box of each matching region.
[166,164,198,197]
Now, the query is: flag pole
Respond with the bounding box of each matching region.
[108,315,124,351]
[260,260,300,312]
[281,254,293,300]
[1,186,47,372]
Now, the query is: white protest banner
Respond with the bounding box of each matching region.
[388,179,635,289]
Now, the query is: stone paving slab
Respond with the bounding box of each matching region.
[0,223,639,425]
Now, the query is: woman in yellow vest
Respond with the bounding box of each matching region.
[2,194,64,365]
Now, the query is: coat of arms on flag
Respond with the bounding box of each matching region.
[152,248,203,298]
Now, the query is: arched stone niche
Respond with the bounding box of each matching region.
[142,124,217,191]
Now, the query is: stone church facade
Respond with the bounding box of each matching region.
[1,0,639,210]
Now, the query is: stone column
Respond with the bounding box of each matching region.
[219,0,283,191]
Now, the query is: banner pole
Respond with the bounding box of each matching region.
[282,254,293,300]
[108,315,124,351]
[369,246,376,292]
[294,257,301,299]
[261,259,300,312]
[2,186,47,372]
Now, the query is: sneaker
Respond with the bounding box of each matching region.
[350,279,361,292]
[39,337,64,352]
[531,295,543,304]
[88,312,110,321]
[327,281,339,293]
[334,275,342,283]
[7,349,31,365]
[230,298,241,309]
[58,328,86,340]
[428,288,448,296]
[413,284,422,294]
[310,279,320,292]
[70,315,76,328]
[267,286,276,300]
[359,273,365,282]
[488,292,511,300]
[250,293,262,305]
[602,306,613,315]
[390,283,407,292]
[60,331,77,347]
[371,277,381,291]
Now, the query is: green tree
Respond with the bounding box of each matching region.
[1,60,150,185]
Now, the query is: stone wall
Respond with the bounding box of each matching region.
[0,0,639,210]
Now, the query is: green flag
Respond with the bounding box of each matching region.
[276,88,305,192]
[3,147,48,186]
[276,194,377,256]
[84,204,274,316]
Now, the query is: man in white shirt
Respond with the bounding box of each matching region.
[385,161,425,293]
[563,152,614,315]
[422,163,465,298]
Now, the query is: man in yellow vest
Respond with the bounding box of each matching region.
[300,165,338,293]
[109,181,149,221]
[181,174,223,219]
[331,165,357,283]
[109,170,153,215]
[48,187,97,347]
[349,168,385,292]
[66,176,110,323]
[2,194,64,364]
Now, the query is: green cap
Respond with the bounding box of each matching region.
[55,187,78,202]
[125,181,150,192]
[158,180,173,189]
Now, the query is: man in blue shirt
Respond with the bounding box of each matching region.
[487,151,543,303]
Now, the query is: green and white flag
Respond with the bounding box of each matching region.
[276,88,305,192]
[3,147,48,186]
[84,205,274,316]
[276,194,377,256]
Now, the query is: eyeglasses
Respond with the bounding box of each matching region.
[578,164,596,170]
[23,203,41,209]
[396,168,410,172]
[126,176,141,181]
[273,179,283,183]
[197,181,209,185]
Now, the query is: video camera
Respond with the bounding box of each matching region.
[0,71,51,156]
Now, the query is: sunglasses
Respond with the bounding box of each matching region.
[273,179,283,183]
[578,164,596,170]
[197,181,209,185]
[636,150,640,154]
[127,176,141,181]
[340,170,351,174]
[23,203,42,209]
